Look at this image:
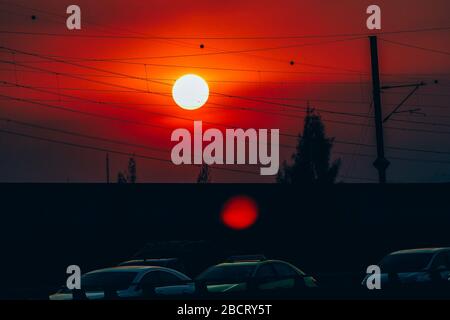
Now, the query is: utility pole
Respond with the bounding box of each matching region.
[106,153,110,184]
[369,36,390,183]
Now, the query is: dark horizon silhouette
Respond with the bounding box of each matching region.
[1,184,449,299]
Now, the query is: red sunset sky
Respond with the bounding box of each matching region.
[0,0,449,182]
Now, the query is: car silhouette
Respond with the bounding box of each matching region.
[363,248,450,288]
[118,258,186,273]
[195,256,318,294]
[49,266,195,300]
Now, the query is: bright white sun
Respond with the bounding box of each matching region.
[172,74,209,110]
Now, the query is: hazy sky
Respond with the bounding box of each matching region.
[0,0,449,182]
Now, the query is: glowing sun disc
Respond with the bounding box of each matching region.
[172,74,209,110]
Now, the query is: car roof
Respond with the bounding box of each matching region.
[83,266,192,282]
[216,261,261,267]
[390,248,450,255]
[123,258,178,262]
[215,260,291,267]
[85,266,168,274]
[119,258,178,265]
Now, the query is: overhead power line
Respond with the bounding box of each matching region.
[6,49,447,80]
[2,89,450,158]
[11,37,365,61]
[0,52,374,118]
[380,38,450,57]
[0,117,167,154]
[338,175,378,182]
[0,127,261,177]
[6,78,450,135]
[334,140,450,156]
[2,46,450,135]
[3,69,450,135]
[0,83,288,136]
[1,26,449,40]
[0,62,367,76]
[0,92,172,131]
[2,116,450,170]
[8,68,442,86]
[2,56,450,132]
[334,151,450,165]
[37,37,367,61]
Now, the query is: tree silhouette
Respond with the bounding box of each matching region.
[116,157,137,183]
[117,171,127,184]
[197,164,211,183]
[277,108,341,184]
[128,157,137,183]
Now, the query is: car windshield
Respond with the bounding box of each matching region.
[80,271,138,291]
[379,253,434,273]
[197,264,256,283]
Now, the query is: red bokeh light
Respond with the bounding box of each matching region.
[221,196,259,230]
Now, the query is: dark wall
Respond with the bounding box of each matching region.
[0,184,449,296]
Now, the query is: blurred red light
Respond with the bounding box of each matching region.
[221,195,259,230]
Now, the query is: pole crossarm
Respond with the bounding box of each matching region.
[382,80,438,123]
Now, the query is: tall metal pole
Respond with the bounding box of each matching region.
[106,153,110,184]
[369,36,390,183]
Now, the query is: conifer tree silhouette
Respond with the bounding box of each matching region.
[197,164,211,183]
[277,107,341,184]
